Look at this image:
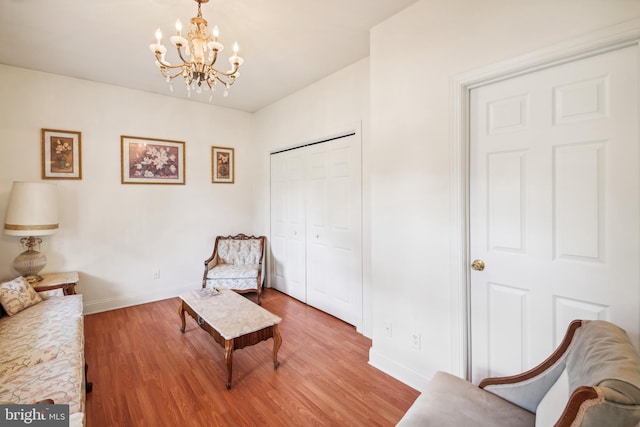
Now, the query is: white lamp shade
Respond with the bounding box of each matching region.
[4,182,59,236]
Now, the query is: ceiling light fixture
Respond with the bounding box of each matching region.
[149,0,244,100]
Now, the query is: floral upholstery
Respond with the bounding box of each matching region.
[0,276,42,316]
[216,239,263,265]
[0,295,86,424]
[203,234,266,303]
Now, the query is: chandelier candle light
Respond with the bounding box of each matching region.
[149,0,244,100]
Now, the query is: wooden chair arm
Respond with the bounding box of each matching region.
[555,386,602,427]
[204,236,221,265]
[480,320,583,388]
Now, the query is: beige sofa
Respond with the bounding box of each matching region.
[398,320,640,426]
[0,277,88,426]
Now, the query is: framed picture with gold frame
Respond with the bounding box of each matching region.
[41,129,82,180]
[211,146,234,184]
[121,135,185,185]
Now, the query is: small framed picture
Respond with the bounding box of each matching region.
[212,146,234,184]
[42,129,82,180]
[121,135,185,185]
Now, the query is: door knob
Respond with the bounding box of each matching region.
[471,259,485,271]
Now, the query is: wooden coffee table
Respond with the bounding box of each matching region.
[178,288,282,389]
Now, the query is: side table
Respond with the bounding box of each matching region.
[32,272,79,296]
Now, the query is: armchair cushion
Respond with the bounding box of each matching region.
[397,371,535,426]
[567,320,640,405]
[206,264,261,280]
[217,239,263,265]
[206,264,262,291]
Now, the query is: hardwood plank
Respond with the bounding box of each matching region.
[84,288,419,426]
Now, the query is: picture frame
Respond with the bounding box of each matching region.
[41,129,82,180]
[121,135,185,185]
[211,146,234,184]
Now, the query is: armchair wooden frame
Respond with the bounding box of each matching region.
[479,320,596,427]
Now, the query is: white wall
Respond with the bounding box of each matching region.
[0,65,254,314]
[368,0,640,389]
[252,58,371,334]
[4,0,640,392]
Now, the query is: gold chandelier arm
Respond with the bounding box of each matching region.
[154,51,185,70]
[206,63,240,78]
[206,50,219,67]
[174,46,190,66]
[160,66,186,80]
[214,74,236,87]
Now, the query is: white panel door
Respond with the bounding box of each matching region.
[270,149,307,302]
[470,46,639,383]
[306,135,362,325]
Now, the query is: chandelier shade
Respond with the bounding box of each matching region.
[149,0,244,100]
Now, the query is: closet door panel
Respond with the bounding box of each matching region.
[306,135,362,326]
[270,149,307,302]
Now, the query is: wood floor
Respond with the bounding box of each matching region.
[84,288,419,426]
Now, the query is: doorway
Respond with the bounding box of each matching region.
[468,45,639,383]
[451,21,640,380]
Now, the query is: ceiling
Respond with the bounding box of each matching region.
[0,0,419,113]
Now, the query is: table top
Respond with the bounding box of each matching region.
[32,271,79,289]
[180,288,281,340]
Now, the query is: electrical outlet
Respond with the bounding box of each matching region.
[153,269,161,279]
[384,322,392,337]
[411,332,421,350]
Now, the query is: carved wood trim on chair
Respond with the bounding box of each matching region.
[479,320,584,388]
[554,386,602,427]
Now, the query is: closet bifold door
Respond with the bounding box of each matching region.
[270,148,307,303]
[269,133,362,326]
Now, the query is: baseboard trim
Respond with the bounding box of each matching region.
[368,347,432,392]
[83,286,194,315]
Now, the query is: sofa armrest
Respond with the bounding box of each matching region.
[479,320,583,412]
[555,386,602,427]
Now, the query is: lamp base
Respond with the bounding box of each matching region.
[13,248,47,283]
[23,274,44,284]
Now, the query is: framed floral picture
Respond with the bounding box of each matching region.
[211,146,234,184]
[121,136,185,185]
[42,129,82,179]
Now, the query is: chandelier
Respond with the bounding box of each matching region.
[149,0,244,100]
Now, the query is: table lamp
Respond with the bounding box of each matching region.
[3,181,59,283]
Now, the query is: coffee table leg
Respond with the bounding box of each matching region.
[273,324,282,369]
[224,339,234,390]
[178,301,186,333]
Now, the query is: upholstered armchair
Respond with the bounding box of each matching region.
[202,234,266,304]
[397,319,640,426]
